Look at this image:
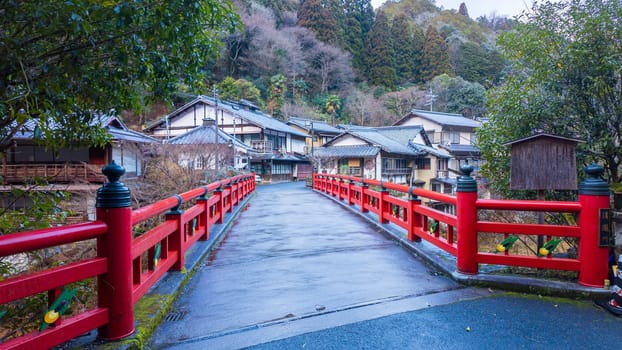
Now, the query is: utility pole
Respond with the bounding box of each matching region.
[213,86,219,173]
[425,87,437,112]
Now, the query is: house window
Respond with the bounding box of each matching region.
[442,131,460,144]
[415,158,431,170]
[428,131,436,143]
[437,159,448,171]
[432,183,441,192]
[272,162,292,175]
[195,156,205,169]
[382,158,406,169]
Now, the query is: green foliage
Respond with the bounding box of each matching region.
[324,94,342,125]
[267,74,286,119]
[364,12,396,88]
[0,0,240,153]
[478,0,622,196]
[297,0,338,44]
[391,15,417,84]
[217,77,263,107]
[217,77,241,101]
[0,187,69,235]
[421,26,453,81]
[335,0,375,72]
[430,74,486,117]
[452,42,504,86]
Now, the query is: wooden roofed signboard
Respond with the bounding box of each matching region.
[504,133,584,190]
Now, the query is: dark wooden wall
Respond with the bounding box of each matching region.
[509,136,578,190]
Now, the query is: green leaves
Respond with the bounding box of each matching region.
[1,0,240,152]
[480,0,622,195]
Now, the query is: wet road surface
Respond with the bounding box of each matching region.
[149,182,489,349]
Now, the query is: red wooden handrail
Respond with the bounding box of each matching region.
[0,170,256,349]
[0,221,108,257]
[313,171,609,287]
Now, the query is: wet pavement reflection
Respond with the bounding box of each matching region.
[150,182,484,349]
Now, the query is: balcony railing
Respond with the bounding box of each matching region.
[382,168,410,176]
[339,167,362,176]
[0,163,106,184]
[250,140,273,153]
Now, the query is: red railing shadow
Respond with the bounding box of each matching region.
[0,162,256,349]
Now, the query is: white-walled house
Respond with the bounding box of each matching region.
[314,125,450,186]
[144,96,310,182]
[286,117,342,155]
[393,109,481,189]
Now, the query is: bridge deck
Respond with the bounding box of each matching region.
[149,182,487,349]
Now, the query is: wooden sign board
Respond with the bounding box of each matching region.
[599,208,612,247]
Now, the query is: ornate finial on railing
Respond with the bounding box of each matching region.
[456,164,477,193]
[579,163,609,195]
[96,161,131,208]
[166,194,184,215]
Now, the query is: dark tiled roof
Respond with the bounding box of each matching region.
[287,117,341,135]
[410,142,451,158]
[251,152,309,162]
[167,124,255,152]
[438,143,480,156]
[395,109,481,129]
[313,145,381,158]
[13,114,158,144]
[502,133,584,146]
[334,125,428,156]
[146,96,307,138]
[107,127,159,144]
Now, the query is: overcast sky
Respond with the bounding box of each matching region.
[371,0,537,19]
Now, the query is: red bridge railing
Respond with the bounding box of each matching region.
[0,162,256,349]
[313,164,610,288]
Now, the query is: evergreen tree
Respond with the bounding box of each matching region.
[267,74,286,119]
[297,0,338,44]
[453,42,504,86]
[364,12,396,88]
[421,26,452,81]
[458,2,469,17]
[391,14,416,84]
[343,0,375,72]
[411,26,426,84]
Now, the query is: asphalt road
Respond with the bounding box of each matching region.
[148,182,622,350]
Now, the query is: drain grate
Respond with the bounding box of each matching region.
[164,309,188,322]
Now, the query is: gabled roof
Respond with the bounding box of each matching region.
[503,133,584,146]
[287,117,341,135]
[13,113,158,144]
[313,145,381,158]
[167,122,256,153]
[145,96,306,138]
[321,125,431,157]
[438,143,480,156]
[411,142,451,159]
[394,109,481,129]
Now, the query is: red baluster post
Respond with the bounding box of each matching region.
[456,165,478,274]
[379,182,389,224]
[361,180,369,213]
[578,164,611,287]
[347,177,354,206]
[96,162,134,340]
[165,195,184,270]
[407,187,422,241]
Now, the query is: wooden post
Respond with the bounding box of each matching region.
[578,164,611,287]
[165,195,184,270]
[456,165,478,274]
[96,161,134,340]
